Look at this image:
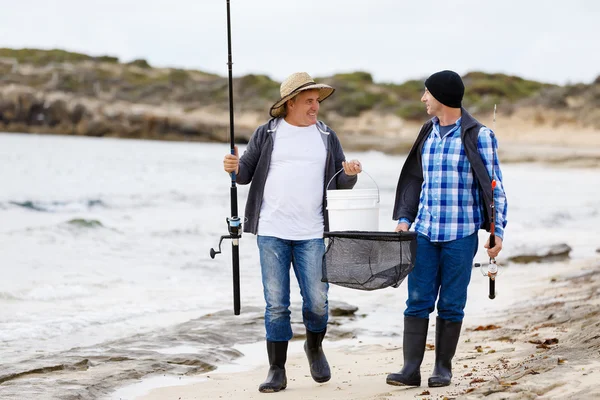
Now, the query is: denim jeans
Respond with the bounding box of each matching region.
[257,236,328,342]
[404,232,479,322]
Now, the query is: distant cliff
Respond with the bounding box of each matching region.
[1,48,599,153]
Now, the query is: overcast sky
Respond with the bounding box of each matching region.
[1,0,598,85]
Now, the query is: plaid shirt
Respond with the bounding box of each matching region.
[403,116,507,242]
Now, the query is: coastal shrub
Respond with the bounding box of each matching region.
[236,74,279,99]
[128,59,152,69]
[332,71,374,85]
[0,48,118,66]
[463,72,548,102]
[121,69,168,87]
[533,86,568,108]
[93,55,119,64]
[563,83,590,97]
[389,79,425,100]
[169,69,190,84]
[378,93,403,109]
[333,91,384,117]
[467,80,513,98]
[209,80,230,104]
[396,102,427,121]
[97,69,119,84]
[464,96,502,114]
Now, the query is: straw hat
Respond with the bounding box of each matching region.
[269,72,335,118]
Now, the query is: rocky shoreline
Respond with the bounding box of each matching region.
[2,48,599,165]
[0,84,244,142]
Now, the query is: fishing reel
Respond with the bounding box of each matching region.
[474,258,502,299]
[209,216,242,259]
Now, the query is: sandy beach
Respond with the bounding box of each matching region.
[116,255,600,400]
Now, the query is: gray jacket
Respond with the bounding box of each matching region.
[237,118,357,234]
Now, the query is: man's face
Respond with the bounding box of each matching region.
[286,89,320,126]
[421,89,443,116]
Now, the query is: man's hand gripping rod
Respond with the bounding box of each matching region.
[475,104,499,300]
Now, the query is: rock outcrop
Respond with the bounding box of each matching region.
[1,48,599,156]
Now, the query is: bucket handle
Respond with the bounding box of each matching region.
[326,167,380,203]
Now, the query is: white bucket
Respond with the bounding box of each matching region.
[326,170,380,232]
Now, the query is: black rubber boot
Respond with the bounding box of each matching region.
[258,340,288,393]
[428,317,462,387]
[304,329,331,383]
[386,316,429,387]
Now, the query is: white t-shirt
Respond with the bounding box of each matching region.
[258,119,327,240]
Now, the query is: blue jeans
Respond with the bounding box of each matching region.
[405,232,479,322]
[257,236,328,342]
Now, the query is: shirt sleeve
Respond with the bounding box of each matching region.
[477,127,508,240]
[398,218,411,226]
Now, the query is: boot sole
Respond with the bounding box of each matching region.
[313,376,331,383]
[258,385,287,393]
[428,381,450,387]
[386,378,420,387]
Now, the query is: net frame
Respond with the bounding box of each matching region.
[322,230,417,291]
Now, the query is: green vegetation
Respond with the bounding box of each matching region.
[0,48,119,65]
[330,91,387,117]
[127,58,151,68]
[237,74,279,98]
[463,72,548,99]
[331,71,374,85]
[168,69,189,84]
[388,79,425,98]
[461,72,555,113]
[396,102,426,120]
[0,47,592,121]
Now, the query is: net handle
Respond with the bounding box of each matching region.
[326,168,380,203]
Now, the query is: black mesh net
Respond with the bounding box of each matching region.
[322,231,417,291]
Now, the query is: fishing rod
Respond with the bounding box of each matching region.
[475,104,498,299]
[487,104,498,299]
[209,0,241,315]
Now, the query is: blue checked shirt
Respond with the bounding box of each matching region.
[401,116,507,242]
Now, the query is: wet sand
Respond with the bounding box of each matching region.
[119,257,600,400]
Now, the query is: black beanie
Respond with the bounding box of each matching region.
[424,70,464,108]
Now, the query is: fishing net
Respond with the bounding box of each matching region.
[322,231,417,291]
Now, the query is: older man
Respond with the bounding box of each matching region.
[223,72,361,393]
